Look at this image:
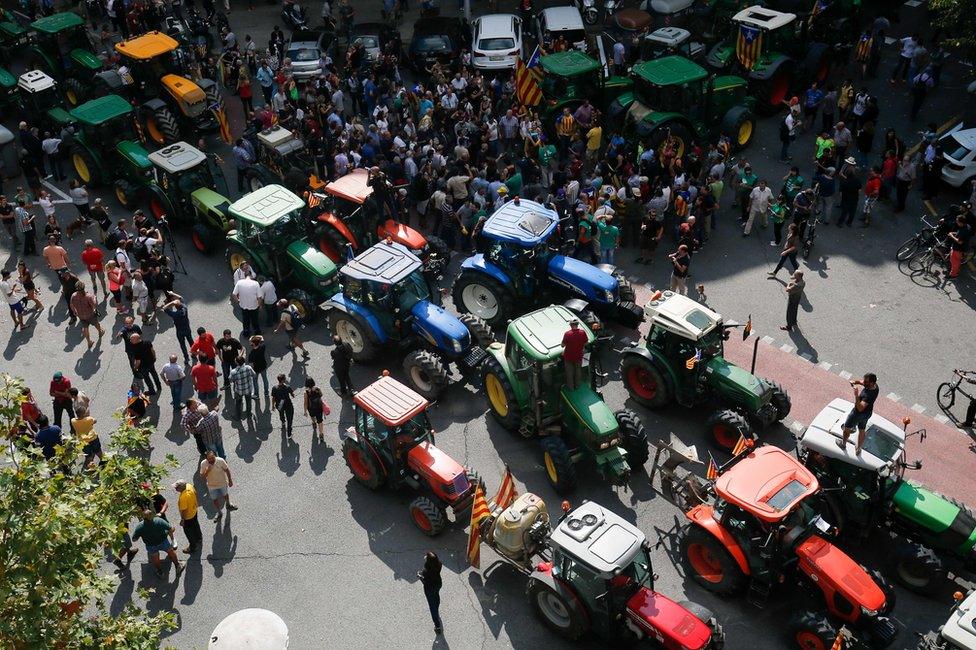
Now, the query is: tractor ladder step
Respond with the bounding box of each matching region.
[746,576,774,608]
[518,416,536,438]
[461,346,487,368]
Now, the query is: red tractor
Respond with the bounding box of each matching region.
[309,168,449,273]
[679,445,899,649]
[341,372,482,536]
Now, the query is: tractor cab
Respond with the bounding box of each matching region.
[252,125,323,193]
[713,6,798,72]
[148,141,228,224]
[17,70,75,128]
[481,200,559,295]
[639,26,704,62]
[115,32,204,115]
[537,51,632,122]
[0,12,29,64]
[68,94,152,188]
[29,12,100,74]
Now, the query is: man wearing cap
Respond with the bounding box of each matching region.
[837,157,861,226]
[50,371,73,430]
[561,319,588,391]
[173,480,202,554]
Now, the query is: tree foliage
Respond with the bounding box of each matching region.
[0,375,178,648]
[930,0,976,63]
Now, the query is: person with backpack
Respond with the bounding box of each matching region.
[779,111,797,162]
[909,67,935,121]
[274,299,308,357]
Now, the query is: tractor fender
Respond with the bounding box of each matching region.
[27,47,56,75]
[146,185,176,220]
[749,54,793,82]
[459,254,511,287]
[93,69,124,91]
[561,297,590,315]
[141,98,169,113]
[408,299,470,355]
[686,504,751,576]
[621,344,680,394]
[316,211,358,250]
[527,567,591,632]
[323,294,388,344]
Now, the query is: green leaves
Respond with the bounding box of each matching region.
[930,0,976,62]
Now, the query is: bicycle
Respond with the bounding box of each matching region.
[895,215,938,262]
[937,369,976,418]
[907,232,950,277]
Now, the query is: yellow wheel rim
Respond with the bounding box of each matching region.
[73,154,90,182]
[674,136,686,158]
[229,252,246,270]
[66,88,77,105]
[738,121,753,146]
[290,300,307,317]
[544,452,558,484]
[146,118,165,144]
[115,185,127,206]
[485,373,509,418]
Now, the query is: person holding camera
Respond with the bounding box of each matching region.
[837,373,879,454]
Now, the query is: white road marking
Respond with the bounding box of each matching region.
[779,343,796,353]
[910,403,926,414]
[839,370,853,380]
[887,392,902,402]
[799,352,813,361]
[41,180,72,202]
[817,361,833,371]
[934,414,951,424]
[761,335,775,345]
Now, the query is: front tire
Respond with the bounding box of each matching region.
[681,525,746,594]
[481,356,521,432]
[895,543,946,596]
[452,271,512,328]
[459,313,494,347]
[328,311,379,361]
[192,224,220,254]
[541,436,577,495]
[789,611,837,650]
[678,601,724,647]
[615,409,649,470]
[402,349,450,400]
[71,146,102,186]
[65,77,86,106]
[767,380,792,421]
[286,288,318,324]
[896,236,920,262]
[621,355,671,408]
[408,495,447,536]
[720,106,756,151]
[146,106,180,145]
[527,578,586,640]
[706,408,751,450]
[225,242,249,272]
[114,180,140,208]
[615,275,637,302]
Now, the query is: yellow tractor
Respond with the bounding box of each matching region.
[114,31,227,145]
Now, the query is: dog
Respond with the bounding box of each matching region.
[64,216,92,240]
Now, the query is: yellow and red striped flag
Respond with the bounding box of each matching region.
[732,434,750,457]
[736,24,763,71]
[831,630,845,650]
[467,483,491,569]
[515,46,544,107]
[706,455,719,480]
[809,0,830,26]
[491,467,518,511]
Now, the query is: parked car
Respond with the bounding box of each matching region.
[472,14,523,71]
[350,22,401,62]
[940,124,976,188]
[406,17,470,72]
[286,35,322,80]
[534,6,587,52]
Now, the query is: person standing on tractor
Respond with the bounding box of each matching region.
[838,373,880,455]
[561,318,588,391]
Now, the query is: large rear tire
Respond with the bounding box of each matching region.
[706,408,751,450]
[65,77,86,107]
[680,524,746,595]
[767,380,792,421]
[720,106,756,151]
[286,288,318,325]
[754,64,794,116]
[408,495,447,536]
[342,437,383,489]
[452,271,512,328]
[481,355,521,432]
[146,106,180,145]
[621,354,671,408]
[541,436,577,495]
[192,224,220,254]
[527,578,586,640]
[616,408,649,470]
[402,349,450,400]
[328,311,379,361]
[71,146,102,186]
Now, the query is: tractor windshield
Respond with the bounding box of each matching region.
[699,327,723,358]
[859,424,903,463]
[398,412,432,445]
[177,166,214,195]
[633,78,684,113]
[540,71,597,102]
[396,270,432,312]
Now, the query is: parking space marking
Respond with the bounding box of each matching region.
[779,343,796,353]
[935,414,951,424]
[887,392,902,402]
[41,180,73,204]
[911,403,927,413]
[839,370,853,380]
[817,361,833,371]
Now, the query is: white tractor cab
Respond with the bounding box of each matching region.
[534,6,587,52]
[639,0,697,24]
[799,398,909,471]
[921,591,976,649]
[639,26,705,62]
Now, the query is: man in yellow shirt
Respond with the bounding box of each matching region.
[586,123,603,170]
[173,480,202,554]
[71,408,102,469]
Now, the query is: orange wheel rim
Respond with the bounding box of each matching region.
[795,631,826,650]
[411,508,432,531]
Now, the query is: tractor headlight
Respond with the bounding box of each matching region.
[451,339,464,353]
[318,279,332,288]
[599,437,620,449]
[603,289,615,303]
[861,606,879,617]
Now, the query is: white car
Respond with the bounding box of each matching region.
[472,14,523,71]
[940,125,976,188]
[534,6,587,51]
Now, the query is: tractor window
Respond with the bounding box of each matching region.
[634,78,681,112]
[541,74,569,99]
[343,277,364,301]
[647,325,669,349]
[363,280,393,309]
[396,271,431,312]
[859,424,903,463]
[561,559,604,604]
[357,409,388,441]
[398,413,431,445]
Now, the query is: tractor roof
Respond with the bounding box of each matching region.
[715,446,819,523]
[354,374,429,427]
[324,168,373,204]
[341,241,420,284]
[540,50,600,77]
[799,398,906,472]
[732,5,796,31]
[115,31,179,60]
[507,305,594,363]
[69,94,133,126]
[550,500,646,577]
[30,11,84,34]
[257,124,303,154]
[228,184,305,226]
[632,55,706,87]
[18,70,56,93]
[148,141,207,174]
[644,290,720,341]
[482,199,558,246]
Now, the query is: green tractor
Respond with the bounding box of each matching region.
[704,4,832,115]
[16,70,77,133]
[244,124,325,195]
[0,65,15,111]
[224,184,339,321]
[620,290,790,450]
[69,94,152,205]
[613,54,756,157]
[536,50,632,132]
[797,399,976,596]
[26,12,104,106]
[480,304,649,494]
[146,141,231,254]
[0,10,30,65]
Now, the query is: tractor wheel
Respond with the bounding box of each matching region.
[621,355,671,408]
[149,194,171,221]
[225,243,250,273]
[767,380,792,421]
[452,271,512,329]
[789,611,837,650]
[803,43,830,85]
[576,308,602,334]
[64,77,86,107]
[481,355,521,432]
[615,301,645,330]
[402,349,450,400]
[342,437,383,489]
[192,224,220,254]
[615,408,650,471]
[895,544,947,596]
[282,167,308,195]
[651,122,694,159]
[114,180,140,209]
[317,222,354,263]
[246,169,266,193]
[145,106,180,145]
[71,146,102,186]
[459,313,494,348]
[204,80,225,112]
[328,311,378,361]
[541,436,577,495]
[286,288,318,325]
[527,578,586,640]
[720,106,756,151]
[408,495,447,536]
[615,275,637,303]
[677,601,724,646]
[863,566,896,614]
[754,64,794,116]
[680,524,746,594]
[706,409,751,451]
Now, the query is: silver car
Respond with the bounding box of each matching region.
[286,40,322,80]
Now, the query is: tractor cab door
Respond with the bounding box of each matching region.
[648,325,699,406]
[356,407,395,467]
[361,279,398,337]
[557,555,613,638]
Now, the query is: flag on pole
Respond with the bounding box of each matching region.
[854,32,873,62]
[491,467,518,511]
[742,314,753,341]
[467,484,491,569]
[809,0,830,26]
[732,434,750,456]
[736,25,763,71]
[515,46,544,106]
[215,108,233,145]
[706,454,719,480]
[685,348,702,370]
[831,630,845,650]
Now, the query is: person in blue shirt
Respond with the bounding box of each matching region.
[255,62,275,105]
[34,414,63,460]
[803,81,824,133]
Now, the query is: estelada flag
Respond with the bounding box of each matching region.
[742,314,753,341]
[808,0,830,26]
[732,434,750,456]
[855,33,873,62]
[685,348,701,370]
[831,630,845,650]
[491,467,518,511]
[215,108,233,145]
[516,45,544,107]
[736,24,762,71]
[467,483,491,569]
[706,454,719,480]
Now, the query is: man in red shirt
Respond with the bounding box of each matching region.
[190,358,220,408]
[49,371,73,430]
[561,319,589,390]
[859,167,882,227]
[80,239,107,297]
[189,327,217,362]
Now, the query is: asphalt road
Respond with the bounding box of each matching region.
[1,0,974,648]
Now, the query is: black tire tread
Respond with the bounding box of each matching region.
[620,354,671,408]
[409,495,447,536]
[541,436,577,495]
[342,437,383,489]
[402,349,450,400]
[680,524,747,594]
[480,355,521,431]
[615,408,650,470]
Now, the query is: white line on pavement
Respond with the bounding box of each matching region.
[887,392,902,402]
[839,370,853,380]
[911,403,927,413]
[41,180,72,202]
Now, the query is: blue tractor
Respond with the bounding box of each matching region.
[452,200,643,330]
[322,242,493,399]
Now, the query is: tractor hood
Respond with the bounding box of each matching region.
[285,240,339,278]
[406,441,470,499]
[161,74,206,115]
[115,140,151,171]
[547,254,617,304]
[45,107,74,126]
[377,219,427,251]
[560,384,630,483]
[703,356,766,408]
[892,481,976,554]
[626,587,713,650]
[795,535,887,613]
[409,300,471,354]
[191,187,230,216]
[70,48,102,71]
